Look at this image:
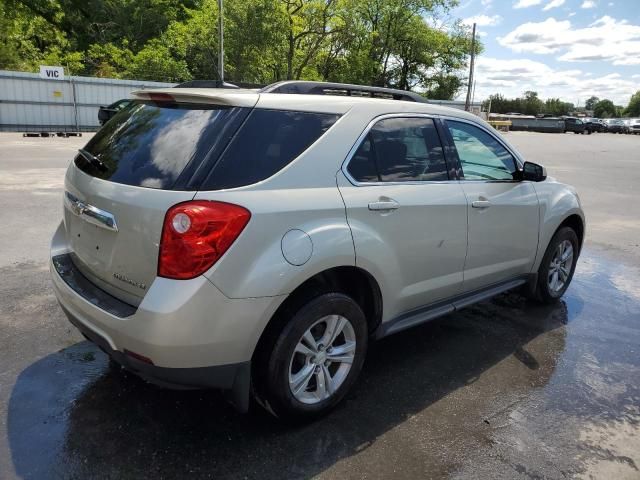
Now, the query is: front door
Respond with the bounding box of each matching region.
[442,119,540,293]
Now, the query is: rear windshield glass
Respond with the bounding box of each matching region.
[77,101,249,189]
[201,109,340,190]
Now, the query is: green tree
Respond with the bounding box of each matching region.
[522,91,544,116]
[585,96,599,111]
[594,99,616,118]
[2,0,475,98]
[127,39,191,82]
[624,91,640,117]
[545,98,573,116]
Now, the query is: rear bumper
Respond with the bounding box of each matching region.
[63,301,249,390]
[50,222,285,408]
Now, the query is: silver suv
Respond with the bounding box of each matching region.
[50,81,585,421]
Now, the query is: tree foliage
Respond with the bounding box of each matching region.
[483,92,574,117]
[593,99,616,118]
[584,96,599,111]
[624,91,640,117]
[0,0,480,99]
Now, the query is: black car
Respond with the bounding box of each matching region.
[583,118,604,133]
[563,117,587,134]
[606,119,628,134]
[98,99,133,126]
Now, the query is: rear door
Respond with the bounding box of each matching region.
[442,119,539,293]
[63,95,256,305]
[338,115,468,317]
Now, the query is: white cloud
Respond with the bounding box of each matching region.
[481,0,493,6]
[568,11,576,16]
[468,56,637,104]
[514,0,543,8]
[498,16,640,66]
[581,0,596,8]
[462,14,503,27]
[543,0,565,10]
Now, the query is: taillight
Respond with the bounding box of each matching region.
[158,201,251,280]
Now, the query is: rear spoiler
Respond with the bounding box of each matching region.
[130,88,259,108]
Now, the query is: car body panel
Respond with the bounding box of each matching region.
[337,171,468,322]
[459,181,540,292]
[64,164,195,305]
[531,179,585,270]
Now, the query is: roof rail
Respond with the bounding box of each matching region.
[175,80,266,89]
[260,80,428,103]
[175,80,240,89]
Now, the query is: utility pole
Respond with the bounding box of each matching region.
[471,79,477,110]
[218,0,224,83]
[464,23,476,112]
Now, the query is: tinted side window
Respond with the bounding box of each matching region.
[347,117,448,183]
[203,110,339,190]
[346,135,379,182]
[446,120,517,181]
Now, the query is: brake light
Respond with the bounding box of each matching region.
[158,201,251,280]
[146,92,176,103]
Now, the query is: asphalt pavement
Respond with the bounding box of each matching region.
[0,131,639,479]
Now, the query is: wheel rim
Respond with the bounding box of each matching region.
[548,239,574,294]
[288,315,356,405]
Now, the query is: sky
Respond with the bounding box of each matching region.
[448,0,640,106]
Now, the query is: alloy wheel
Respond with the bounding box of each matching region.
[288,315,356,404]
[548,239,574,294]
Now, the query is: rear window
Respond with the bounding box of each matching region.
[78,103,339,190]
[78,101,249,189]
[201,109,340,190]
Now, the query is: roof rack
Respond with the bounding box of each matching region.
[174,80,266,89]
[175,80,240,89]
[260,81,428,103]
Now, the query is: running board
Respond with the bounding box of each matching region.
[380,277,529,337]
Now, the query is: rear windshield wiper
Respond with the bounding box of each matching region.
[78,149,107,171]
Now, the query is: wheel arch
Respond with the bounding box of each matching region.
[557,214,584,252]
[252,265,383,364]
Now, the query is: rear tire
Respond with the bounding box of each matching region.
[253,293,368,422]
[533,227,579,304]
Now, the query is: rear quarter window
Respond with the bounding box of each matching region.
[201,109,340,190]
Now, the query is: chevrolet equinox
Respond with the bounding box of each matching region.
[50,81,585,421]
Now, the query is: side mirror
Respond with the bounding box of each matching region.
[521,161,547,182]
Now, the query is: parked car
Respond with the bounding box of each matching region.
[50,81,585,421]
[605,119,629,134]
[97,99,133,125]
[563,117,587,134]
[628,118,640,134]
[583,118,604,133]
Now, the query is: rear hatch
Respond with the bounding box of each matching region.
[63,89,258,305]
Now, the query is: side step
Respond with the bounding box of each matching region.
[380,277,529,337]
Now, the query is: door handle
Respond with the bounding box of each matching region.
[471,200,491,209]
[368,200,399,211]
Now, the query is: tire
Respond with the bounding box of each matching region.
[533,227,579,304]
[253,293,368,422]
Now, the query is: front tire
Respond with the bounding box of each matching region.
[253,293,368,421]
[534,227,579,303]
